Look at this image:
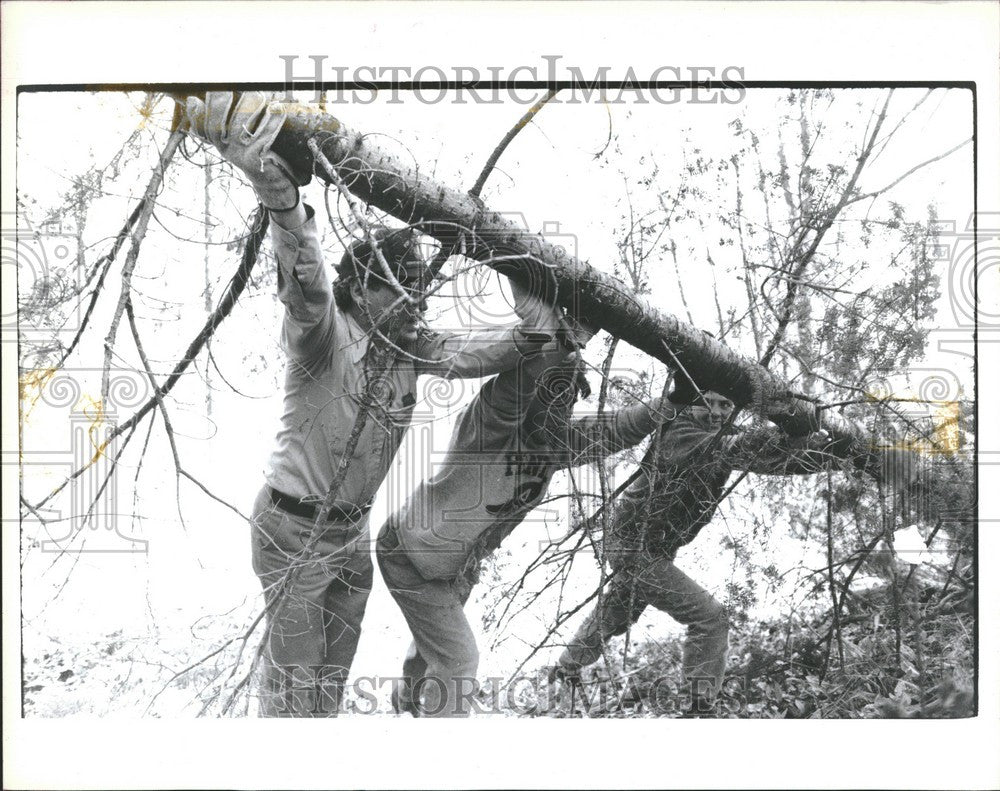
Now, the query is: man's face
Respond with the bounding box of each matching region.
[689,390,735,429]
[352,277,427,343]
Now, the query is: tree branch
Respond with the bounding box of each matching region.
[29,206,269,512]
[102,128,185,403]
[164,93,870,442]
[470,87,559,198]
[848,137,972,205]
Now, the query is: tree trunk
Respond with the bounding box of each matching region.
[169,94,879,464]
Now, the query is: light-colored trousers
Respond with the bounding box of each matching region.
[376,523,481,717]
[249,486,373,717]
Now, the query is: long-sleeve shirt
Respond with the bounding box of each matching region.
[264,206,557,506]
[390,333,672,581]
[609,409,838,561]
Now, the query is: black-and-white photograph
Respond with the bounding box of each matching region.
[3,2,998,789]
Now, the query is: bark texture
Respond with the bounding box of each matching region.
[169,94,878,460]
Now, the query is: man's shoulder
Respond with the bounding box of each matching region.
[455,379,523,439]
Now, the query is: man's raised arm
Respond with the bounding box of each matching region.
[268,205,337,363]
[560,397,677,469]
[411,276,566,380]
[185,92,336,363]
[723,426,921,491]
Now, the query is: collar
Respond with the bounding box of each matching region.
[339,309,371,365]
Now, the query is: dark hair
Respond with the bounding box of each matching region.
[333,228,427,312]
[333,276,355,312]
[667,369,702,405]
[336,228,425,285]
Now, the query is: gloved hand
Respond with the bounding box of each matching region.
[185,91,301,211]
[509,276,561,338]
[788,428,831,451]
[557,312,597,352]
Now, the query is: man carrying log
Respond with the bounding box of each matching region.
[376,290,678,717]
[552,371,918,716]
[183,92,563,717]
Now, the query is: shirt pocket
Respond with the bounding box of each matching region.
[276,257,309,317]
[373,366,418,427]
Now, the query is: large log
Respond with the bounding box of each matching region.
[169,94,877,460]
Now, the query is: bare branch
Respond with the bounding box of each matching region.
[848,137,972,205]
[470,88,559,198]
[28,206,269,512]
[101,128,185,403]
[54,200,147,369]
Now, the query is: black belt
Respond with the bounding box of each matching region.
[268,487,372,524]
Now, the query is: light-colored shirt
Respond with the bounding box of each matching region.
[391,337,671,581]
[264,205,557,506]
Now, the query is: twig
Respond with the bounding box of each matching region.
[308,137,416,307]
[29,207,269,512]
[595,338,620,678]
[54,200,147,369]
[470,88,559,198]
[125,296,248,526]
[428,87,559,289]
[759,89,893,368]
[102,128,185,403]
[848,137,971,205]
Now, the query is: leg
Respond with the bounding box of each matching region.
[249,487,372,717]
[389,529,488,716]
[391,639,428,715]
[320,520,374,701]
[390,578,473,716]
[557,573,647,672]
[633,557,729,707]
[376,526,479,718]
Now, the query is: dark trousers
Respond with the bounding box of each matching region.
[249,486,373,717]
[559,554,730,701]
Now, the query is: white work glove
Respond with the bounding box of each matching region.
[507,276,596,348]
[509,276,561,337]
[185,91,300,211]
[558,312,597,351]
